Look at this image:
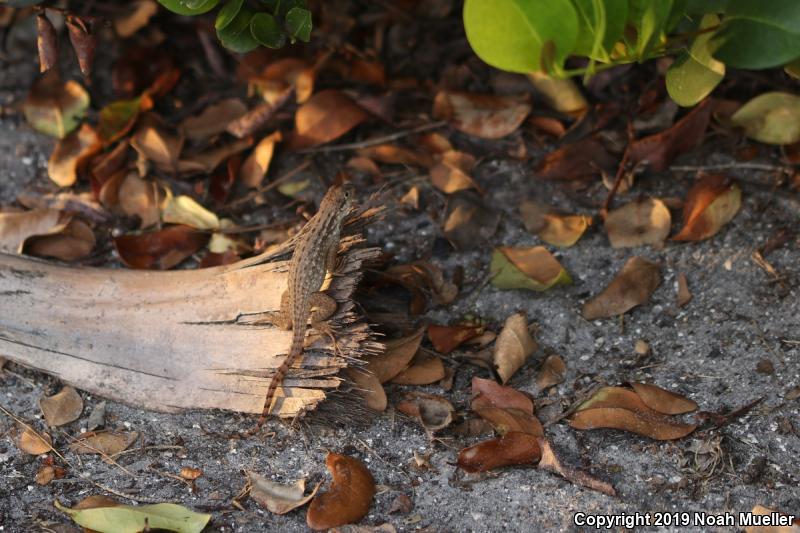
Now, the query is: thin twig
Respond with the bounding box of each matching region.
[296,121,448,154]
[220,160,312,212]
[671,163,795,174]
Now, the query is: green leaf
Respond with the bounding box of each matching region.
[285,6,312,42]
[730,92,800,145]
[685,0,728,14]
[215,0,244,30]
[55,500,211,533]
[490,246,572,292]
[216,5,259,53]
[463,0,578,74]
[98,97,144,143]
[250,12,286,48]
[626,0,673,60]
[711,0,800,69]
[666,14,725,106]
[571,0,628,62]
[156,0,220,16]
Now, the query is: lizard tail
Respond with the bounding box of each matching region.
[256,325,306,426]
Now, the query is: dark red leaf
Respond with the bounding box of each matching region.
[113,225,209,270]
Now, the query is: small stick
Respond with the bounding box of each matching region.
[296,121,448,154]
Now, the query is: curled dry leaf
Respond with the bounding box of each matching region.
[390,351,445,386]
[493,312,537,384]
[443,191,500,250]
[604,198,671,248]
[69,431,138,456]
[36,13,58,73]
[676,272,692,307]
[582,256,661,320]
[177,137,253,175]
[113,225,210,270]
[457,432,541,473]
[744,505,800,533]
[536,355,566,390]
[537,438,616,496]
[628,99,713,171]
[535,136,616,180]
[396,393,454,432]
[118,173,161,228]
[48,124,101,187]
[569,407,696,440]
[98,94,154,145]
[241,131,282,188]
[17,427,53,455]
[399,186,419,209]
[432,90,531,139]
[306,452,376,531]
[0,208,67,254]
[519,200,590,248]
[366,327,425,383]
[25,218,96,261]
[490,246,572,292]
[39,386,83,427]
[24,71,90,139]
[130,114,184,171]
[343,368,387,412]
[629,382,698,415]
[55,499,210,533]
[429,151,480,193]
[248,472,320,515]
[427,324,484,354]
[672,174,741,241]
[471,377,534,413]
[357,144,432,168]
[249,57,314,105]
[161,193,220,230]
[181,98,248,142]
[288,90,369,149]
[473,407,543,437]
[180,467,203,480]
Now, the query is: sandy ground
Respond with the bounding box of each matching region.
[1,20,799,533]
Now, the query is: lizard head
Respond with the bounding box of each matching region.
[321,182,356,219]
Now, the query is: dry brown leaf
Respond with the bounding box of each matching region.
[672,174,741,241]
[744,505,800,533]
[180,467,203,480]
[396,393,454,432]
[604,198,671,248]
[36,13,58,74]
[390,351,445,385]
[427,324,484,354]
[429,150,480,193]
[537,438,616,496]
[113,225,209,270]
[577,386,653,413]
[536,355,566,390]
[535,136,616,180]
[569,407,696,440]
[457,432,541,473]
[582,256,661,320]
[249,472,320,515]
[130,114,184,171]
[357,144,432,168]
[39,386,83,427]
[366,327,425,383]
[345,156,381,180]
[0,208,67,254]
[378,262,458,315]
[628,99,713,171]
[416,132,453,155]
[343,368,387,412]
[399,186,419,209]
[493,312,537,383]
[432,91,531,139]
[24,71,89,139]
[629,382,698,415]
[288,90,369,149]
[69,431,138,455]
[48,124,101,187]
[519,200,590,248]
[17,427,53,455]
[177,137,253,175]
[491,246,572,292]
[180,99,248,142]
[35,464,57,486]
[676,272,692,307]
[443,192,500,250]
[388,494,412,515]
[240,131,282,188]
[249,58,314,105]
[471,377,534,413]
[114,0,158,38]
[473,407,544,437]
[25,218,96,261]
[306,452,375,531]
[118,173,160,228]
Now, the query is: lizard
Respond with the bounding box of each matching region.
[254,183,355,428]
